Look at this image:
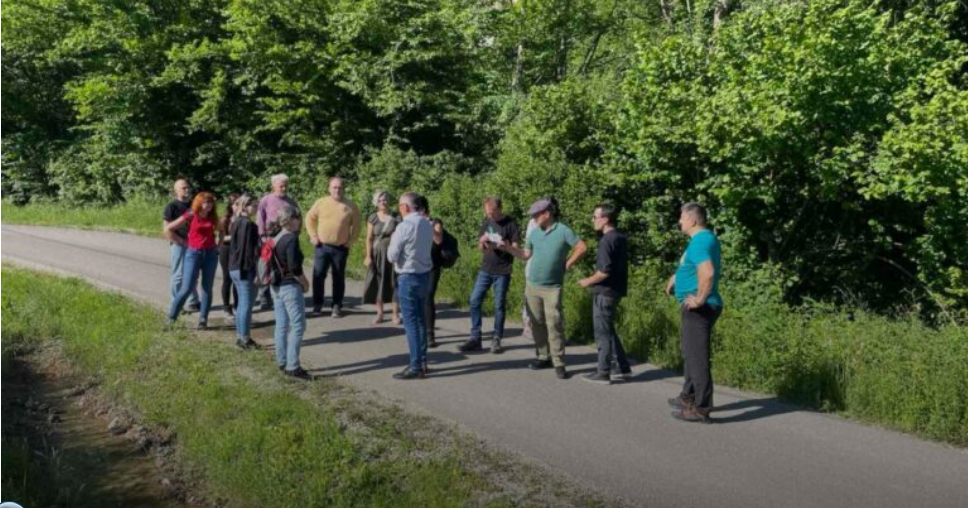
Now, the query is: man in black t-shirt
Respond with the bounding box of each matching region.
[578,203,631,384]
[162,178,200,311]
[459,196,521,354]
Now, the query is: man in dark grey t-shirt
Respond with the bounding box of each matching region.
[459,196,521,354]
[162,178,199,311]
[578,203,631,384]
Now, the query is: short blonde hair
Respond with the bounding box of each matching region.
[372,189,391,207]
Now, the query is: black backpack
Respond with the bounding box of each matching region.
[435,228,461,269]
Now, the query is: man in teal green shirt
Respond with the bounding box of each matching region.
[665,202,723,423]
[501,197,587,379]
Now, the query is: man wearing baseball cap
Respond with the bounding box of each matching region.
[499,197,587,379]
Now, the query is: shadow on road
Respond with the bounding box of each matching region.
[711,397,802,423]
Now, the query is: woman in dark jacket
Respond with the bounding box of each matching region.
[218,193,240,319]
[229,194,262,349]
[271,205,311,379]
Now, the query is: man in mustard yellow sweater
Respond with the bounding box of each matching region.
[306,176,362,317]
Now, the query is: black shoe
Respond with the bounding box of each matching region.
[331,306,344,318]
[237,338,260,350]
[196,322,209,330]
[555,366,569,380]
[428,338,439,349]
[285,367,312,380]
[581,371,611,385]
[668,396,694,410]
[392,367,424,380]
[187,302,201,313]
[490,338,504,354]
[529,359,553,370]
[458,339,483,352]
[278,365,285,372]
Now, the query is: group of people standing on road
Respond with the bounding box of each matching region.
[162,174,723,423]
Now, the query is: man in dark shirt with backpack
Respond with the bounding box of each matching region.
[578,203,632,384]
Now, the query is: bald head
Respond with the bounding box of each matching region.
[329,176,345,201]
[173,179,191,201]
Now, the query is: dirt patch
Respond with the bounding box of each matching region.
[2,344,198,508]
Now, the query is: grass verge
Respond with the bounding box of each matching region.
[2,198,164,236]
[1,267,613,507]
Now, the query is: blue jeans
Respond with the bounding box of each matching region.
[168,247,218,324]
[230,269,256,340]
[397,272,431,371]
[169,243,199,307]
[469,271,511,340]
[271,283,306,371]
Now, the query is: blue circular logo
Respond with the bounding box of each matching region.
[0,502,25,508]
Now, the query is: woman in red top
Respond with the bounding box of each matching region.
[165,192,220,328]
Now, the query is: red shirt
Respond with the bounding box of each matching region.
[183,211,217,250]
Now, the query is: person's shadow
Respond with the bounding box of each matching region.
[300,326,402,347]
[711,397,802,423]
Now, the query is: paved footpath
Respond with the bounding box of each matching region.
[3,224,967,508]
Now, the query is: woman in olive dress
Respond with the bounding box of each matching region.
[363,190,401,325]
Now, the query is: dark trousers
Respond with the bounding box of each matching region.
[218,243,237,312]
[313,244,348,309]
[593,294,631,375]
[258,236,273,308]
[423,267,441,341]
[680,304,723,410]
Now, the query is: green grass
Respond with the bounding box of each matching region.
[0,267,514,507]
[2,198,165,236]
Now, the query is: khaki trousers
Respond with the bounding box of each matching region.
[524,284,566,367]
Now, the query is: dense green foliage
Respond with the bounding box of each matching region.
[3,0,968,310]
[2,267,527,507]
[3,0,967,313]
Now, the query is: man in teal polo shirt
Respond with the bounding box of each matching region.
[501,197,587,379]
[665,202,723,423]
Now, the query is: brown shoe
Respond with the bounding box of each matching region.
[667,396,695,410]
[672,406,711,424]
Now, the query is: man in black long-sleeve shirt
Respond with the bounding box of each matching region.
[578,204,631,384]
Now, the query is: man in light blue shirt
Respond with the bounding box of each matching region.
[388,192,434,379]
[665,202,724,423]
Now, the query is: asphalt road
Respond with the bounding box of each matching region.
[3,224,967,508]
